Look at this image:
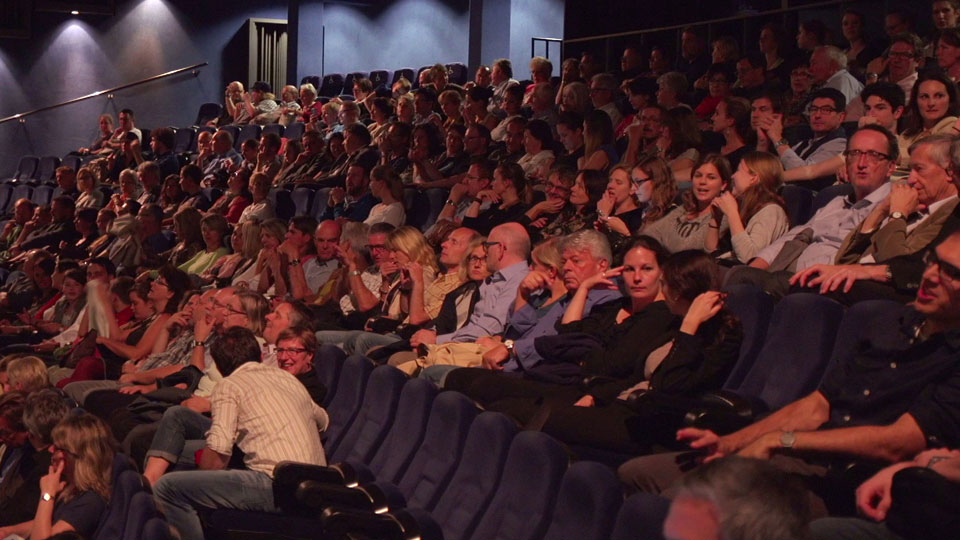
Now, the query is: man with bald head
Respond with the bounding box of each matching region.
[411,222,530,347]
[288,220,342,301]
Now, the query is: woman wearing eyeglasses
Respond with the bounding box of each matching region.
[596,163,674,259]
[897,71,960,169]
[0,413,116,540]
[705,152,789,264]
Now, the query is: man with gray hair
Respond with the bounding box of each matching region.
[444,230,621,386]
[590,73,623,126]
[810,45,864,120]
[663,457,811,540]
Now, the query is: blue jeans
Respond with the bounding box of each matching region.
[153,469,277,540]
[348,331,402,355]
[145,406,212,469]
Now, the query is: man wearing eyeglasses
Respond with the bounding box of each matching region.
[620,230,960,519]
[727,125,895,297]
[864,34,921,105]
[760,87,849,191]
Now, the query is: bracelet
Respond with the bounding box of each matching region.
[445,199,456,206]
[350,270,363,277]
[288,258,301,266]
[193,339,205,348]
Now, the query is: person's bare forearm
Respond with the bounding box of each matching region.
[726,391,830,451]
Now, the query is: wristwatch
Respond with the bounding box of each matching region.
[350,270,363,277]
[775,138,791,148]
[289,258,301,266]
[779,431,796,449]
[890,211,906,221]
[193,339,205,348]
[503,339,515,352]
[41,492,54,502]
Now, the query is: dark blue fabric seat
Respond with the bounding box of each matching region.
[321,354,375,455]
[466,431,569,540]
[780,184,815,226]
[284,122,305,141]
[610,492,671,540]
[291,186,315,217]
[319,74,345,97]
[195,102,222,125]
[368,70,390,90]
[720,283,775,389]
[542,461,623,540]
[314,343,345,408]
[122,491,161,540]
[261,123,285,139]
[173,127,196,153]
[392,68,415,86]
[326,363,407,463]
[235,124,262,151]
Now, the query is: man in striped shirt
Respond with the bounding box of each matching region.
[153,327,328,540]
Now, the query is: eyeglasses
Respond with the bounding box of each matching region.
[276,347,310,355]
[842,149,892,164]
[887,51,916,59]
[369,244,389,253]
[708,78,730,84]
[481,241,503,250]
[806,105,840,115]
[467,255,486,264]
[924,250,960,281]
[53,445,80,459]
[547,183,572,194]
[631,175,652,185]
[153,278,169,288]
[213,300,245,315]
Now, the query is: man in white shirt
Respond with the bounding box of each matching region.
[153,326,328,540]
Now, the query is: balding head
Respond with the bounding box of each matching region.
[315,220,342,261]
[485,223,531,272]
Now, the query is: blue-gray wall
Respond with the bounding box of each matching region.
[0,0,564,175]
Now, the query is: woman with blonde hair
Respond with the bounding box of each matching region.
[0,413,116,539]
[199,220,261,288]
[254,218,293,295]
[705,151,789,263]
[578,110,618,172]
[163,207,204,267]
[560,81,591,115]
[75,167,104,209]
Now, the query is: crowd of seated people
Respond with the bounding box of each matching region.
[4,1,960,538]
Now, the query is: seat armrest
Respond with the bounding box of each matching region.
[296,481,376,512]
[273,461,347,516]
[321,507,407,540]
[682,390,767,434]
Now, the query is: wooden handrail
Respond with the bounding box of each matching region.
[0,62,208,125]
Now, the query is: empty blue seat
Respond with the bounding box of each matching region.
[368,70,390,90]
[140,517,174,540]
[32,156,60,184]
[780,184,815,226]
[173,127,196,154]
[610,492,671,540]
[323,411,519,540]
[261,124,285,139]
[284,122,305,141]
[6,156,39,183]
[270,188,295,221]
[326,364,406,462]
[314,344,345,407]
[31,186,54,207]
[122,491,161,540]
[291,187,315,217]
[0,185,12,214]
[92,467,146,540]
[61,155,82,172]
[321,355,375,454]
[467,431,569,539]
[720,283,775,389]
[235,125,262,151]
[446,62,468,85]
[195,102,222,126]
[542,461,623,540]
[737,293,845,410]
[319,73,344,97]
[392,68,415,86]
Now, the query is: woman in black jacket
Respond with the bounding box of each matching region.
[539,250,742,454]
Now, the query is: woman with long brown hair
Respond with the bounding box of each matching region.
[644,154,731,253]
[705,151,789,263]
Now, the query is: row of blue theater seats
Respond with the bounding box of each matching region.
[196,292,902,539]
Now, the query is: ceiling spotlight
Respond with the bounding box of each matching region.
[71,10,79,15]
